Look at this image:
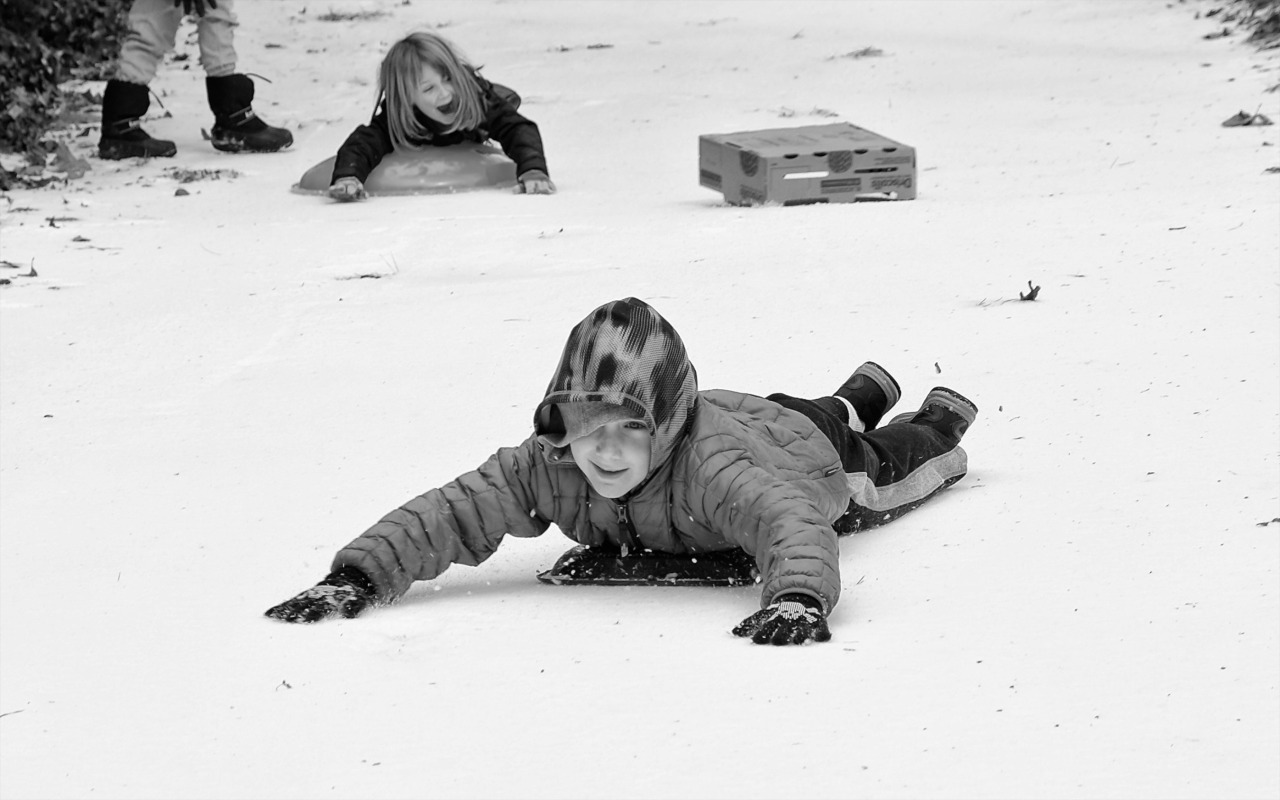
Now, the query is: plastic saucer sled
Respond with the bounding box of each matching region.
[291,143,517,196]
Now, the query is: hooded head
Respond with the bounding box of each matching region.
[534,298,698,485]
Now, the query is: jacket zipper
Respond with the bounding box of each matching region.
[616,499,641,553]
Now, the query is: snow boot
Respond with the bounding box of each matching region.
[834,361,901,431]
[899,387,978,444]
[536,545,760,587]
[205,74,293,153]
[98,80,176,160]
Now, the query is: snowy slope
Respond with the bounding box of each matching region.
[1,1,1277,798]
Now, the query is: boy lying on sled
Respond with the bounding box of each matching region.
[265,297,977,645]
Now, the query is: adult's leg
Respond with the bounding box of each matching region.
[196,0,238,77]
[101,0,181,159]
[198,2,292,154]
[115,0,182,85]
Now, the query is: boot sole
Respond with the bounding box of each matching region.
[211,129,294,154]
[98,141,177,160]
[887,387,979,427]
[835,361,901,430]
[927,386,979,421]
[851,361,901,408]
[211,140,293,154]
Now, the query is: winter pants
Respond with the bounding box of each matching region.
[768,393,969,533]
[115,0,239,84]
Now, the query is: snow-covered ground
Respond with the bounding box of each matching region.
[2,1,1277,798]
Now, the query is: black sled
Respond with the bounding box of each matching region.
[536,545,760,587]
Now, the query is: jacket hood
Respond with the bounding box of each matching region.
[534,297,698,476]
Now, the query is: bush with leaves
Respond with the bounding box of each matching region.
[0,0,129,157]
[1240,0,1280,42]
[1203,0,1280,43]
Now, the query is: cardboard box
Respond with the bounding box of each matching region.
[699,122,917,205]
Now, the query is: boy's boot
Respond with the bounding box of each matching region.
[205,74,293,153]
[898,387,978,443]
[834,361,901,431]
[98,80,177,160]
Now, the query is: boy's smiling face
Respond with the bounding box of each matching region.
[569,420,652,498]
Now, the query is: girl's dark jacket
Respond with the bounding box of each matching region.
[332,298,852,613]
[330,74,548,185]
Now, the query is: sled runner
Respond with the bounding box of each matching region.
[536,545,761,587]
[291,143,518,196]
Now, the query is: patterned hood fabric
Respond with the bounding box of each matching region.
[534,297,698,476]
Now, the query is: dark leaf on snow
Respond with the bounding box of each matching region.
[1222,110,1274,127]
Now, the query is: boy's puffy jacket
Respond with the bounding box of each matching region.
[330,72,548,184]
[332,298,852,612]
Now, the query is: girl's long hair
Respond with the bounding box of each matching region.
[378,31,485,148]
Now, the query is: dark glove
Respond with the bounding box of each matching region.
[733,594,831,645]
[175,0,217,16]
[264,567,374,623]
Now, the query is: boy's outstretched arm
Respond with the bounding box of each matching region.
[264,438,552,623]
[687,455,844,646]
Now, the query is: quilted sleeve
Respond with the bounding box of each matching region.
[330,436,552,602]
[481,92,548,178]
[330,109,394,185]
[688,445,842,613]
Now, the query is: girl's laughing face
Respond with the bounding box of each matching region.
[412,63,458,123]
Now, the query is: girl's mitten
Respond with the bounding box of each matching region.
[515,170,555,195]
[329,177,367,202]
